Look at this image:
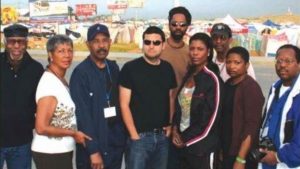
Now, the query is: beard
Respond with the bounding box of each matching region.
[171,30,184,41]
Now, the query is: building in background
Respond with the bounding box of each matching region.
[29,0,68,23]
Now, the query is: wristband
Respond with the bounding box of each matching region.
[236,156,246,164]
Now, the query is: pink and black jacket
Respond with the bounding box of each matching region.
[174,66,223,155]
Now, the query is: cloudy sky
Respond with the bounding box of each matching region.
[2,0,300,19]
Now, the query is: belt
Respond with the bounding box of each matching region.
[152,128,165,134]
[139,128,165,135]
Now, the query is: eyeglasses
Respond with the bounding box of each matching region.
[143,40,162,46]
[6,38,27,46]
[275,58,297,65]
[170,21,188,28]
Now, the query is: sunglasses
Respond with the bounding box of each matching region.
[6,39,27,46]
[170,21,188,27]
[143,40,162,46]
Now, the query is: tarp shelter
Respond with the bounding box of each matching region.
[263,20,281,29]
[213,14,248,33]
[266,32,289,57]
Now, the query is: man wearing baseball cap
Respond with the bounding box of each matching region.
[210,23,256,82]
[70,23,127,169]
[0,24,44,169]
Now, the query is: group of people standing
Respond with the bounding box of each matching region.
[1,6,300,169]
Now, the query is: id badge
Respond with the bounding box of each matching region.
[104,106,116,118]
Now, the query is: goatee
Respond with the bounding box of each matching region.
[171,32,184,41]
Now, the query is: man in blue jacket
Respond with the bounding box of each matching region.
[259,44,300,169]
[70,23,127,169]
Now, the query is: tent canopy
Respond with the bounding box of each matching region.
[263,20,281,29]
[211,14,248,33]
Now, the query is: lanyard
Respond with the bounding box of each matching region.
[104,60,112,107]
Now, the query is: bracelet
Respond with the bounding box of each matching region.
[236,156,246,164]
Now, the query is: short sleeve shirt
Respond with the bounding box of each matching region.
[31,71,76,153]
[119,57,177,132]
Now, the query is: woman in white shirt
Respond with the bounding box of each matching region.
[31,35,91,169]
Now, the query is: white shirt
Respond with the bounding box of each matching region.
[178,87,195,132]
[31,72,76,153]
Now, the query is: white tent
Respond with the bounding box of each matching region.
[215,14,248,33]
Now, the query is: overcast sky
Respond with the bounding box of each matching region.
[2,0,300,19]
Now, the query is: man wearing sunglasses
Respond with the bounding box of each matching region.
[0,24,44,169]
[161,6,191,92]
[119,26,177,169]
[210,23,256,82]
[160,6,192,169]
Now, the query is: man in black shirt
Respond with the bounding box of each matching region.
[119,26,177,169]
[0,24,44,169]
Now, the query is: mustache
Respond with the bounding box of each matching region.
[96,48,108,53]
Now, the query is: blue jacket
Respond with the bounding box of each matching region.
[70,56,126,157]
[259,74,300,169]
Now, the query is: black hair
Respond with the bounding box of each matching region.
[276,44,300,63]
[189,33,214,62]
[226,46,250,63]
[168,6,192,25]
[187,32,219,75]
[142,26,165,42]
[178,32,220,94]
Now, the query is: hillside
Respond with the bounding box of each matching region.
[248,14,300,24]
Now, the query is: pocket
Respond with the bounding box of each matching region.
[283,120,294,143]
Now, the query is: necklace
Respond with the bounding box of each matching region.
[47,67,69,87]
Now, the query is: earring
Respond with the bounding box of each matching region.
[48,57,53,63]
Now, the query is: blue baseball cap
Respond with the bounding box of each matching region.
[87,23,110,41]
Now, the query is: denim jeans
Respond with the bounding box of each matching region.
[0,143,32,169]
[125,131,169,169]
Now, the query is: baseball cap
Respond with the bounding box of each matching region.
[4,24,28,38]
[210,23,232,38]
[87,23,110,41]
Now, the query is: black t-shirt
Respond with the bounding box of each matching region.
[119,57,177,132]
[222,82,237,155]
